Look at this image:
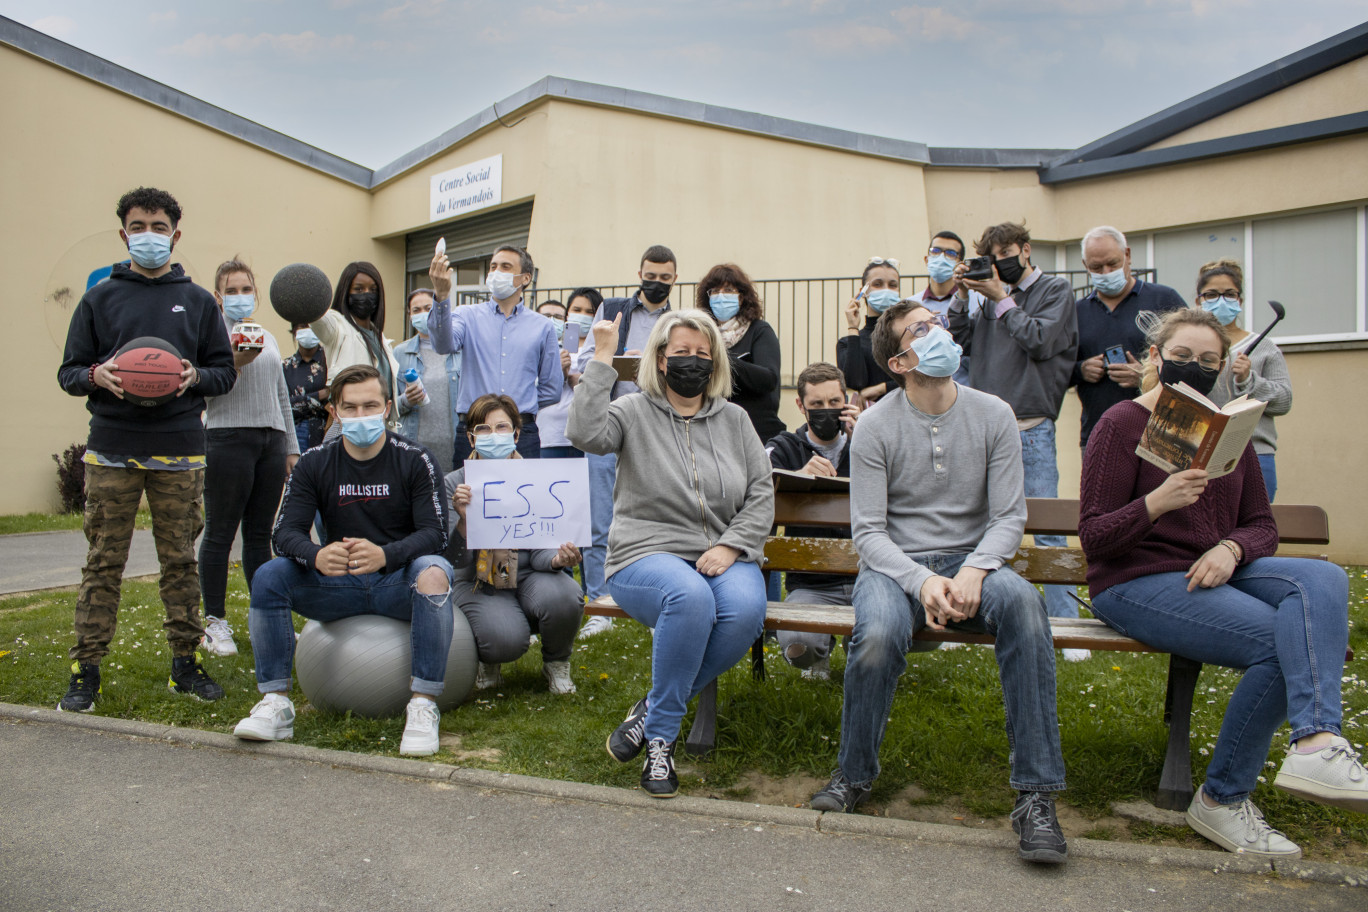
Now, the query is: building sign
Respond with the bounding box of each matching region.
[430,154,502,222]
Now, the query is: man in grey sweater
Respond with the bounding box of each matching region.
[810,300,1068,865]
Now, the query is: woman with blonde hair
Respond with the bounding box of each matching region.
[569,309,774,798]
[1079,307,1362,861]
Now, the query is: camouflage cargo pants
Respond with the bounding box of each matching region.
[71,465,206,663]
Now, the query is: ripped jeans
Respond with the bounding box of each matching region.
[248,554,455,696]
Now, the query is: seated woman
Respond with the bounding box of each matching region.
[445,394,584,695]
[568,310,774,798]
[1079,308,1365,861]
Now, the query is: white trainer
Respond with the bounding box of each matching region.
[1275,736,1368,812]
[1185,787,1301,859]
[474,662,503,690]
[578,616,614,639]
[399,697,441,756]
[543,660,576,694]
[1062,648,1092,663]
[202,616,238,657]
[233,693,295,741]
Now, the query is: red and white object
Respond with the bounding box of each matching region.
[231,321,266,351]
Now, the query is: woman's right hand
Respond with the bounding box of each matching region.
[591,313,622,364]
[1145,468,1208,521]
[843,295,862,333]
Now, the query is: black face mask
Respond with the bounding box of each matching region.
[663,355,713,399]
[1159,357,1219,397]
[640,280,672,305]
[805,408,843,442]
[348,292,379,320]
[995,254,1026,287]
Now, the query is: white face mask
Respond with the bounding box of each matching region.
[486,271,519,301]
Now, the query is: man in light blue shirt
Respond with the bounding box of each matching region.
[428,245,562,462]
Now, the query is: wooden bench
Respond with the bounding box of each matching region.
[586,493,1336,811]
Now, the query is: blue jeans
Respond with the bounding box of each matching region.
[1257,453,1277,502]
[539,445,583,460]
[837,556,1066,792]
[1091,557,1348,804]
[583,452,616,600]
[248,555,456,697]
[1020,419,1073,619]
[608,554,766,742]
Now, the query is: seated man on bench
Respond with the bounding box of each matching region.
[811,300,1068,865]
[232,364,455,757]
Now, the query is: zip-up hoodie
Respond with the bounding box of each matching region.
[567,358,774,578]
[57,262,236,457]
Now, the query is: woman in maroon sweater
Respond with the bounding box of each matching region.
[1079,308,1363,860]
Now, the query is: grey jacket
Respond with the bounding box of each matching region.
[1210,336,1292,456]
[567,359,774,578]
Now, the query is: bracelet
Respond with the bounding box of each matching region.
[88,363,98,387]
[1218,539,1242,562]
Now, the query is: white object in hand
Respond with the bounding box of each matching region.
[435,237,446,257]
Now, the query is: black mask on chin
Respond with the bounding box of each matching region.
[994,254,1026,287]
[348,292,379,320]
[805,408,843,442]
[640,280,672,305]
[662,355,712,399]
[1158,357,1219,397]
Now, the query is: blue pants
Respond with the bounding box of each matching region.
[1257,453,1277,502]
[1021,419,1074,619]
[583,452,616,601]
[608,554,766,742]
[1092,557,1348,804]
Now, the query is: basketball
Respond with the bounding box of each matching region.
[111,337,184,407]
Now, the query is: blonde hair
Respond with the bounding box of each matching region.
[635,311,733,401]
[1138,308,1231,393]
[1196,258,1244,296]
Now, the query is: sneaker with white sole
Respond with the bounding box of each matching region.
[542,660,576,694]
[201,616,238,657]
[1274,736,1368,812]
[641,738,678,798]
[399,697,441,757]
[1185,786,1301,859]
[233,693,295,741]
[1062,648,1091,663]
[474,662,503,690]
[800,656,831,681]
[578,616,614,639]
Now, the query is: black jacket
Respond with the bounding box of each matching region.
[728,319,785,442]
[765,424,851,591]
[835,313,895,394]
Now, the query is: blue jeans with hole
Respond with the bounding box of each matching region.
[1020,419,1074,619]
[837,556,1066,792]
[1091,557,1348,805]
[608,554,766,742]
[248,554,455,697]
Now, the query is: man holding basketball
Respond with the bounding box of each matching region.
[56,186,237,711]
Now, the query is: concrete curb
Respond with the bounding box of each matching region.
[3,701,1364,888]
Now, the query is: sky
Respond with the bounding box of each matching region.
[4,1,1365,169]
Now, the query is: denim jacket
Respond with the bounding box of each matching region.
[392,335,463,439]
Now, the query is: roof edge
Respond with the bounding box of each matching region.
[927,148,1067,168]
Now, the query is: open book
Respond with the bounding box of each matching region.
[1136,382,1267,478]
[772,467,850,494]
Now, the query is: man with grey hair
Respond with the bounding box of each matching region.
[1071,226,1185,449]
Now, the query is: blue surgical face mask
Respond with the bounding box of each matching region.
[908,327,963,378]
[222,294,255,322]
[410,311,430,336]
[1201,295,1242,326]
[340,413,386,447]
[867,289,901,313]
[568,313,594,334]
[126,231,172,269]
[548,317,565,340]
[1091,268,1127,297]
[474,432,517,459]
[709,293,741,322]
[926,255,956,284]
[295,329,320,349]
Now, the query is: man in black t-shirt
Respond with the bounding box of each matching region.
[233,365,455,756]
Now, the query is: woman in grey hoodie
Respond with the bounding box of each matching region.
[568,310,774,798]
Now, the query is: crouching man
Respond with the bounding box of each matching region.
[233,364,455,756]
[810,301,1068,864]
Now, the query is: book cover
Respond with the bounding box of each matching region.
[1136,383,1266,478]
[612,356,640,383]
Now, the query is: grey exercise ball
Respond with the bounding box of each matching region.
[269,262,333,326]
[295,609,478,717]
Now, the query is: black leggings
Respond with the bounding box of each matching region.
[199,427,289,618]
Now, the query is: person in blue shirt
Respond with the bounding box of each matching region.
[426,245,562,463]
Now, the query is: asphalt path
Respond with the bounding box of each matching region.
[0,529,240,595]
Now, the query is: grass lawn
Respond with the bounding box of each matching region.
[2,566,1365,863]
[0,510,153,535]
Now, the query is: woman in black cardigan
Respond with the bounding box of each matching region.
[696,263,785,442]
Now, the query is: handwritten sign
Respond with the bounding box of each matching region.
[463,458,591,550]
[429,154,503,222]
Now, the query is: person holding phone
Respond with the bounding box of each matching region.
[536,296,589,460]
[393,287,463,471]
[836,256,902,407]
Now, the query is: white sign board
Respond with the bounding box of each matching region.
[463,458,591,550]
[429,154,503,222]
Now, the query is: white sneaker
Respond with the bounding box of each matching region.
[1275,736,1368,812]
[201,616,238,657]
[399,697,440,757]
[474,662,503,690]
[578,616,614,639]
[1185,787,1301,859]
[233,693,295,741]
[543,660,576,694]
[1062,648,1091,663]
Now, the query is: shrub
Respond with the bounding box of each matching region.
[52,443,87,514]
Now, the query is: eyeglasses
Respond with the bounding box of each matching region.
[1197,290,1241,303]
[868,256,900,269]
[900,316,946,345]
[471,422,516,436]
[1162,348,1223,373]
[927,247,962,262]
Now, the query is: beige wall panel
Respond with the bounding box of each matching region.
[923,168,1061,245]
[2,48,388,514]
[1146,57,1368,151]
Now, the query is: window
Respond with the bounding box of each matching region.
[1154,222,1246,305]
[1251,208,1359,337]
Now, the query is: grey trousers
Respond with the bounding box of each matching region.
[455,570,585,664]
[778,581,856,668]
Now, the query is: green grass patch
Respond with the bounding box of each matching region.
[1,566,1365,861]
[0,510,153,535]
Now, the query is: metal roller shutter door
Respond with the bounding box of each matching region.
[404,200,534,272]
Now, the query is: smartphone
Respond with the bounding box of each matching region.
[1104,345,1127,365]
[563,321,581,354]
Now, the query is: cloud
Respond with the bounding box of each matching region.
[788,22,902,54]
[374,0,450,21]
[890,6,973,40]
[148,10,178,24]
[167,31,358,57]
[30,15,77,40]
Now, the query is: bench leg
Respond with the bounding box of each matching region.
[684,678,718,757]
[1156,655,1202,811]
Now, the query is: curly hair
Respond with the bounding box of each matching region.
[696,263,763,323]
[116,187,183,227]
[974,221,1031,257]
